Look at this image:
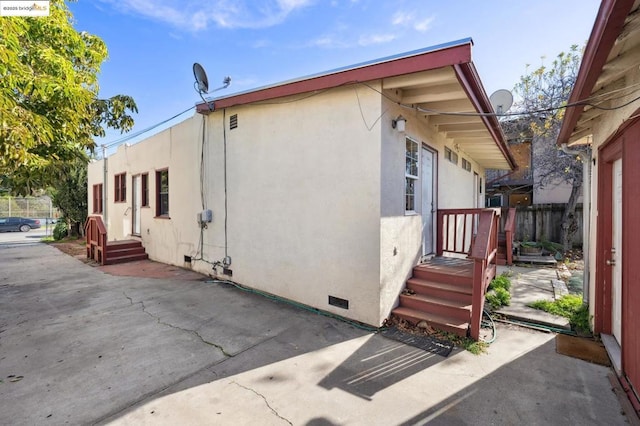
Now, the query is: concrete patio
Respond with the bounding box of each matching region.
[0,243,630,425]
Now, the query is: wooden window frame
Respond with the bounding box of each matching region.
[155,169,169,217]
[114,172,127,203]
[92,183,103,214]
[141,173,149,207]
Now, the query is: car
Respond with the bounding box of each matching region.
[0,217,41,232]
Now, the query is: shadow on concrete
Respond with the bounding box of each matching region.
[397,339,627,425]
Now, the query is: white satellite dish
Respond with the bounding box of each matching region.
[193,63,209,94]
[489,89,513,115]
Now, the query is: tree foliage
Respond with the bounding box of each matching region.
[504,45,586,252]
[51,157,87,236]
[0,0,137,194]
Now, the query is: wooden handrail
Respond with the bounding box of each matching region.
[503,207,516,265]
[85,215,107,265]
[468,209,499,340]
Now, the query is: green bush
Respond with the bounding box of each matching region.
[486,287,511,308]
[489,275,511,291]
[53,221,68,241]
[529,294,591,334]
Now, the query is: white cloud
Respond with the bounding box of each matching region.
[392,11,413,26]
[98,0,314,31]
[391,9,434,33]
[358,33,396,46]
[414,17,434,32]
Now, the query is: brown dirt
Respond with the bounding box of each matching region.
[50,239,88,261]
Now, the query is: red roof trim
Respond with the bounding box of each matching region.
[196,43,472,114]
[557,0,636,145]
[454,63,517,170]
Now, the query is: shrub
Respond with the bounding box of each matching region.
[529,294,591,334]
[53,221,68,241]
[489,275,511,291]
[486,287,510,308]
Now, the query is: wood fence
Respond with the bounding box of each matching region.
[503,204,583,246]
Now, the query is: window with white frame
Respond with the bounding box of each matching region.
[445,147,458,165]
[461,158,471,172]
[405,137,419,212]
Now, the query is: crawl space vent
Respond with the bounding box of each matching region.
[229,114,238,130]
[328,295,349,310]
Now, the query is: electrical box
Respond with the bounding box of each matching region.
[197,209,213,224]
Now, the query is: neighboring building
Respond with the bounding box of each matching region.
[486,134,533,207]
[557,0,640,408]
[88,38,515,328]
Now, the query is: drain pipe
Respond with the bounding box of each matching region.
[560,143,591,305]
[102,145,108,228]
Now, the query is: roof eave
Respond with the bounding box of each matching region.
[453,63,518,171]
[196,39,473,114]
[557,0,636,145]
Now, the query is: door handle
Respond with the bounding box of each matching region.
[606,259,616,266]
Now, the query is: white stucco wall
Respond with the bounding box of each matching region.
[378,97,486,321]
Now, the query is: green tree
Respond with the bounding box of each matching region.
[51,157,87,236]
[0,0,137,194]
[504,45,586,252]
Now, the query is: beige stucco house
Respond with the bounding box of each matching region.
[87,38,516,328]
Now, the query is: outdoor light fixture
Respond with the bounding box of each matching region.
[392,115,406,132]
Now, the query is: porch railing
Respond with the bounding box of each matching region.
[85,215,107,265]
[437,208,500,340]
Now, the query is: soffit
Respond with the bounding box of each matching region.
[383,66,513,170]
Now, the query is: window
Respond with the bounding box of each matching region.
[461,158,472,172]
[156,169,169,217]
[445,147,458,165]
[141,173,149,207]
[92,184,103,214]
[114,173,126,202]
[405,138,419,212]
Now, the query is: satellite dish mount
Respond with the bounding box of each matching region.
[193,63,231,111]
[489,89,514,115]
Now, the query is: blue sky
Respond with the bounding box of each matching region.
[67,0,601,147]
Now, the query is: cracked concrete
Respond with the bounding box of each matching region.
[0,243,632,425]
[231,381,293,425]
[122,291,233,357]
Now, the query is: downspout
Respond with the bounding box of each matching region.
[102,145,108,228]
[560,143,591,305]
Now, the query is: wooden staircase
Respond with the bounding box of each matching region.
[85,216,148,266]
[391,208,500,340]
[394,258,473,337]
[497,207,516,266]
[105,240,148,265]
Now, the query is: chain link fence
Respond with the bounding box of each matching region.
[0,196,60,219]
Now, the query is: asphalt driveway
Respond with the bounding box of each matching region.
[0,243,630,425]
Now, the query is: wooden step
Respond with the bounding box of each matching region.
[105,253,149,265]
[406,278,472,303]
[392,306,468,337]
[107,246,146,257]
[412,264,473,286]
[107,240,143,250]
[399,293,471,322]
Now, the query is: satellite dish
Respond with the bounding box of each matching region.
[193,63,209,94]
[489,89,513,115]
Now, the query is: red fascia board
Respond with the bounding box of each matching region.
[454,63,518,171]
[196,43,472,114]
[557,0,635,145]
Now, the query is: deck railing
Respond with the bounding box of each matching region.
[502,207,516,265]
[437,208,500,340]
[85,215,107,265]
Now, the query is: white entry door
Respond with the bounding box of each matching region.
[612,158,623,344]
[421,146,436,255]
[132,175,141,236]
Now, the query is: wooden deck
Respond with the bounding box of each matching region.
[415,257,473,277]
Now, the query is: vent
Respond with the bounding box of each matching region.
[184,255,192,263]
[229,114,238,130]
[328,295,349,310]
[223,268,233,277]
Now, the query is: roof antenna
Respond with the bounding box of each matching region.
[193,63,231,111]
